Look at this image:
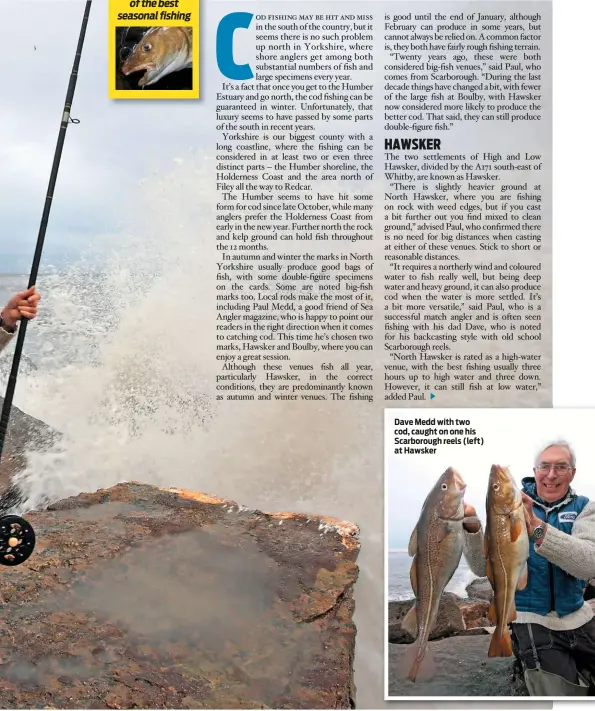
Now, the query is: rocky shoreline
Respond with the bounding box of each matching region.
[388,578,494,645]
[388,577,595,696]
[387,577,524,696]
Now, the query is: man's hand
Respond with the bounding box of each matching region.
[463,503,481,533]
[521,491,543,539]
[1,287,41,330]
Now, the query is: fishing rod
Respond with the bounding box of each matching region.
[0,1,92,566]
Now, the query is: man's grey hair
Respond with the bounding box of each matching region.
[534,440,576,468]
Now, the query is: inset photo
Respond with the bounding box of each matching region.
[384,409,595,700]
[115,26,193,91]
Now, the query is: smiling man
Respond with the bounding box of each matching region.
[463,441,595,696]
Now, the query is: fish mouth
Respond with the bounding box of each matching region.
[137,69,157,87]
[490,464,508,476]
[121,62,157,83]
[434,468,466,519]
[450,468,466,493]
[441,467,467,497]
[489,464,512,485]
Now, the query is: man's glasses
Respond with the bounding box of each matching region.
[536,463,572,472]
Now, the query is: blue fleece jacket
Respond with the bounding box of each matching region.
[515,478,589,616]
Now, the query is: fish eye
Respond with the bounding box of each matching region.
[142,43,151,51]
[441,483,447,490]
[493,484,500,491]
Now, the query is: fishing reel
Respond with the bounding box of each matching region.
[0,516,35,566]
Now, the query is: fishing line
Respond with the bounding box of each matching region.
[0,1,92,565]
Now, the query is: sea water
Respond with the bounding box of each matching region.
[388,550,472,601]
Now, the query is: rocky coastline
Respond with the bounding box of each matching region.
[388,578,494,645]
[388,577,595,696]
[387,578,526,696]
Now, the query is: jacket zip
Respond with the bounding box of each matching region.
[547,510,556,612]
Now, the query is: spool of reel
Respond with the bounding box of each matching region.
[0,515,35,566]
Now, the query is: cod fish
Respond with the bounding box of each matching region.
[121,27,192,87]
[485,465,530,657]
[401,467,467,682]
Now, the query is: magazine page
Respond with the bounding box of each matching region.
[0,0,555,708]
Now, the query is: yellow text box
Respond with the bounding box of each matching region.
[109,0,199,98]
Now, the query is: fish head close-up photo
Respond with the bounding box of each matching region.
[121,27,192,87]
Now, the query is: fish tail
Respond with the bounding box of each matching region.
[488,625,513,657]
[408,637,436,682]
[396,635,436,682]
[408,648,424,683]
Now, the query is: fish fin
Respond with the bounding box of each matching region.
[396,638,436,683]
[485,556,494,586]
[487,599,497,624]
[401,604,418,638]
[436,521,453,543]
[408,526,418,557]
[488,627,513,657]
[409,558,418,596]
[509,514,524,543]
[517,562,528,591]
[507,600,517,623]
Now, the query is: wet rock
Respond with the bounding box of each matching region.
[388,593,465,644]
[465,576,494,602]
[0,397,58,494]
[388,635,528,697]
[0,483,359,708]
[460,599,491,630]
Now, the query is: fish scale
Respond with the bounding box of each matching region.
[484,464,530,657]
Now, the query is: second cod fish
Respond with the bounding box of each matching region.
[121,27,192,87]
[485,465,530,657]
[401,467,467,682]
